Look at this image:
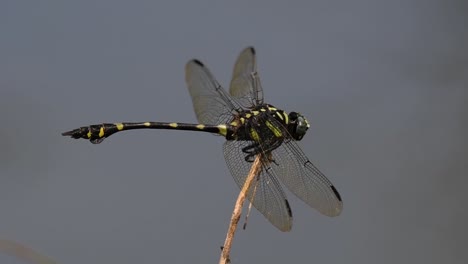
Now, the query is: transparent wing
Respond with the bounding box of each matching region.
[229,47,264,108]
[185,59,241,125]
[268,140,343,217]
[223,140,293,231]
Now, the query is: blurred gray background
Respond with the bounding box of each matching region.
[1,0,467,263]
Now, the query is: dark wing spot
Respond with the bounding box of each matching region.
[285,199,293,217]
[192,59,204,67]
[330,185,342,202]
[249,46,256,55]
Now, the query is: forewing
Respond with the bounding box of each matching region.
[229,47,264,108]
[223,140,293,231]
[185,59,240,125]
[268,140,343,217]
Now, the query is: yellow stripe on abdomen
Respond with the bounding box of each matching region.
[98,127,105,137]
[217,125,227,136]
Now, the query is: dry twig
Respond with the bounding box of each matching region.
[219,155,263,264]
[0,239,57,264]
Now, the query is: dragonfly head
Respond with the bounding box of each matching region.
[288,112,310,140]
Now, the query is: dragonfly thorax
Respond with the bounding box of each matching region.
[225,104,309,142]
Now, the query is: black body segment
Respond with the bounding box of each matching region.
[62,122,229,144]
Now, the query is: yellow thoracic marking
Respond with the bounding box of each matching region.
[144,122,151,127]
[265,120,282,137]
[268,106,277,111]
[284,112,289,124]
[87,130,92,138]
[276,112,284,121]
[252,111,260,115]
[169,123,178,128]
[250,128,260,142]
[116,123,124,130]
[230,121,238,126]
[240,117,245,124]
[99,127,105,137]
[196,124,205,130]
[260,108,266,112]
[217,125,227,136]
[245,113,252,118]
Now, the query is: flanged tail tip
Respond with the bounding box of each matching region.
[61,129,82,139]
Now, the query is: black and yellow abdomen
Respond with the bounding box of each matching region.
[62,122,230,144]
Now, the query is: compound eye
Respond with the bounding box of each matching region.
[289,112,298,121]
[287,112,309,140]
[295,116,308,135]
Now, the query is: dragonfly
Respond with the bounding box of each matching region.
[62,47,343,231]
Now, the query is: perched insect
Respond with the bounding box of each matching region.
[62,47,343,231]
